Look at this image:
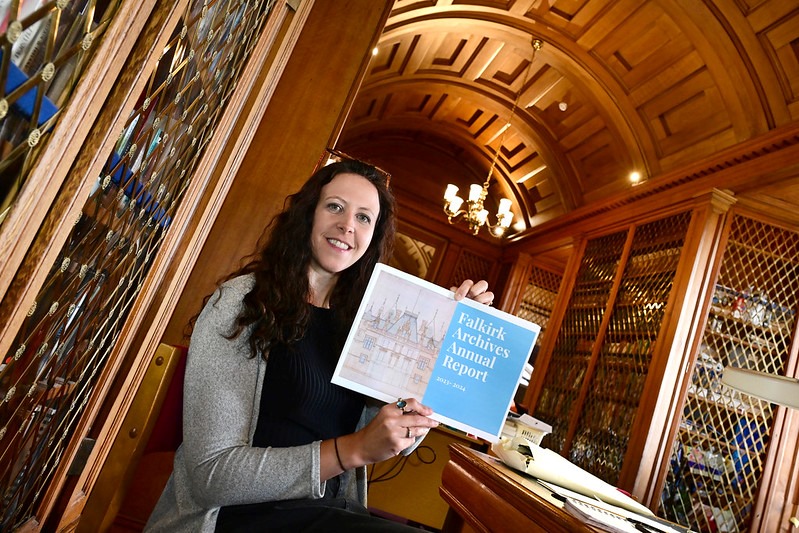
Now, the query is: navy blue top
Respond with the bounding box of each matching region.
[216,307,365,528]
[253,306,364,449]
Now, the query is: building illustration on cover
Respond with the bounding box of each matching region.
[337,276,457,401]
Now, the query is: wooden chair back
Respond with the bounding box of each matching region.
[76,343,187,532]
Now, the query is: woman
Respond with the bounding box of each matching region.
[146,159,493,532]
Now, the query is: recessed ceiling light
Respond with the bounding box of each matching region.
[629,171,642,184]
[372,47,379,56]
[558,102,568,111]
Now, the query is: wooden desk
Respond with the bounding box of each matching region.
[440,443,598,533]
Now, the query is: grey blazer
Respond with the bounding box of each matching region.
[145,275,379,532]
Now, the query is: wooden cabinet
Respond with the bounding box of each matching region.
[528,209,695,485]
[571,212,695,485]
[1,2,299,528]
[522,196,799,532]
[657,210,799,533]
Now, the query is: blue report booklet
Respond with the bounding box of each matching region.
[332,263,540,442]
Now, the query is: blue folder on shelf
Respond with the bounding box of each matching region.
[2,50,58,126]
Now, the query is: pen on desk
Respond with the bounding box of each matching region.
[627,517,649,530]
[628,516,693,533]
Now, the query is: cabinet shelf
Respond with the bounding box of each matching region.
[573,279,614,290]
[727,238,799,269]
[678,425,761,460]
[572,426,629,447]
[569,303,608,310]
[613,299,669,308]
[589,392,640,407]
[708,306,792,340]
[686,385,766,420]
[519,302,554,315]
[542,385,580,396]
[620,267,678,282]
[40,379,77,402]
[597,356,641,368]
[605,329,659,338]
[703,329,775,360]
[690,487,749,514]
[552,351,592,359]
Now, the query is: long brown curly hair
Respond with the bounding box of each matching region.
[222,159,396,359]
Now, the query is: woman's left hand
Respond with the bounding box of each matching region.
[451,279,494,306]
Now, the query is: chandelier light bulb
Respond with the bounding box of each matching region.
[498,198,512,215]
[444,184,459,201]
[448,196,464,213]
[468,184,484,202]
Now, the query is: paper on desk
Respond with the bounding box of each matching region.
[538,481,688,533]
[492,437,654,517]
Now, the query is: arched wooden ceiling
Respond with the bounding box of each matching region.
[339,0,799,238]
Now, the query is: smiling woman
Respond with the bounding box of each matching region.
[144,158,494,532]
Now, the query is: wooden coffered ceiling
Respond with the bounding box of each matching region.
[338,0,799,240]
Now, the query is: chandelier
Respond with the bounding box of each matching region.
[443,38,543,237]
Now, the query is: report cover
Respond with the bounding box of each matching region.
[332,263,540,442]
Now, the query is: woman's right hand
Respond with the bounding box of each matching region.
[339,398,439,467]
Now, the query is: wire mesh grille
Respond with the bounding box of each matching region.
[659,214,799,533]
[533,230,628,452]
[516,264,561,344]
[0,0,122,225]
[449,249,494,289]
[569,211,692,485]
[515,264,562,404]
[0,0,275,528]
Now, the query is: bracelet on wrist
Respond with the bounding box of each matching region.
[333,437,346,471]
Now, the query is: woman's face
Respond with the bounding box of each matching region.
[309,172,380,277]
